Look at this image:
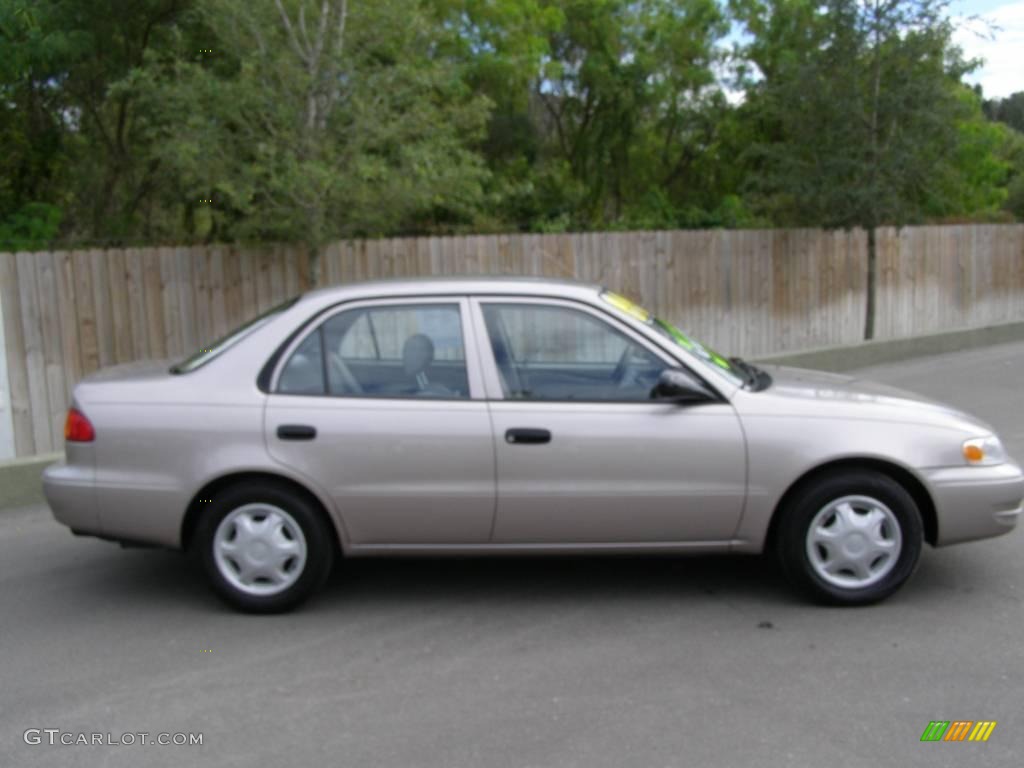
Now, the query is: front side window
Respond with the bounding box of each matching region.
[482,303,669,401]
[600,290,746,387]
[277,303,470,399]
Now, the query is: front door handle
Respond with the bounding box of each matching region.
[505,428,551,445]
[277,424,317,441]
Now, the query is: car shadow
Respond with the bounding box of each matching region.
[79,546,797,613]
[316,552,796,610]
[70,541,984,616]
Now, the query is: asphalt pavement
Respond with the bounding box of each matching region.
[2,340,1023,768]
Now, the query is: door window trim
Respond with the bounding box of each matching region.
[269,296,486,401]
[468,296,724,403]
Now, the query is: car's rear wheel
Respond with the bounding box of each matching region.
[196,481,334,612]
[776,470,923,605]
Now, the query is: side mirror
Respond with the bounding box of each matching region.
[650,368,716,404]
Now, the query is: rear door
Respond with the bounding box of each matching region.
[265,297,497,546]
[471,297,747,544]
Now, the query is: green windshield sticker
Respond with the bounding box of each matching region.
[657,318,736,376]
[601,291,651,323]
[662,323,695,350]
[602,296,741,383]
[710,352,732,370]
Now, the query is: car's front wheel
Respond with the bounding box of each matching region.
[776,470,923,605]
[196,481,335,612]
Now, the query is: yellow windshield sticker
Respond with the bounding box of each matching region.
[601,291,651,323]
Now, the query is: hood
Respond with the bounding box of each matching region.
[756,364,993,431]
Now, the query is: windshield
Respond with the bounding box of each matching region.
[170,297,299,374]
[599,290,746,387]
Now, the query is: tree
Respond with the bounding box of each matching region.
[123,0,492,257]
[427,0,564,232]
[732,0,999,337]
[0,3,64,245]
[429,0,739,232]
[984,91,1024,134]
[996,125,1024,221]
[48,1,196,243]
[532,0,731,230]
[981,91,1024,221]
[1,0,1018,248]
[927,88,1011,220]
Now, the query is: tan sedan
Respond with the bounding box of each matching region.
[43,278,1023,611]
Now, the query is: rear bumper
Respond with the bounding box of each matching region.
[42,461,100,536]
[924,462,1024,546]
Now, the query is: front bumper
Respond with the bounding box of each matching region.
[924,461,1024,546]
[42,460,100,536]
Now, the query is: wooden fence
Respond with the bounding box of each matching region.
[874,226,1024,338]
[0,247,313,458]
[0,224,1021,458]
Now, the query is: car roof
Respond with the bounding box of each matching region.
[298,275,605,306]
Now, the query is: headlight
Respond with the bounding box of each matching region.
[962,435,1006,466]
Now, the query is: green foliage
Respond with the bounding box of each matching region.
[984,91,1024,134]
[997,125,1024,220]
[927,88,1011,219]
[99,0,493,246]
[732,0,996,229]
[0,0,1021,252]
[430,0,563,108]
[1006,175,1024,221]
[981,92,1024,221]
[0,1,87,247]
[0,202,62,249]
[529,0,730,229]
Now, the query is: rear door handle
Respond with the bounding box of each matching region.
[505,428,551,445]
[277,424,317,441]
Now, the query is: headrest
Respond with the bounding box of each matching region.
[402,334,435,376]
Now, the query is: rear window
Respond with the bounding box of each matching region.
[170,297,299,374]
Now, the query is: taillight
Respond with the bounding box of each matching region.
[64,408,95,442]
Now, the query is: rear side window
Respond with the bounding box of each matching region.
[171,297,299,374]
[276,303,470,399]
[276,331,325,395]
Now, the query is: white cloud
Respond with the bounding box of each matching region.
[955,2,1024,99]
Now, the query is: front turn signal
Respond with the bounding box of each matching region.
[962,436,1005,466]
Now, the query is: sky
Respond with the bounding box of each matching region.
[953,0,1024,98]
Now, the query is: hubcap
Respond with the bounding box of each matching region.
[805,495,902,590]
[213,504,308,597]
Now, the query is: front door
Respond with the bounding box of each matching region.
[472,298,747,544]
[265,298,496,546]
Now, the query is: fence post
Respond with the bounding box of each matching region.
[864,226,877,341]
[0,283,16,461]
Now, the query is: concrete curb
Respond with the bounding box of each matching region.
[0,452,61,511]
[755,321,1024,373]
[1,321,1022,511]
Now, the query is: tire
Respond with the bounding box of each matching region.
[775,470,923,606]
[196,480,335,613]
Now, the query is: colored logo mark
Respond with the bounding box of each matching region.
[920,721,996,742]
